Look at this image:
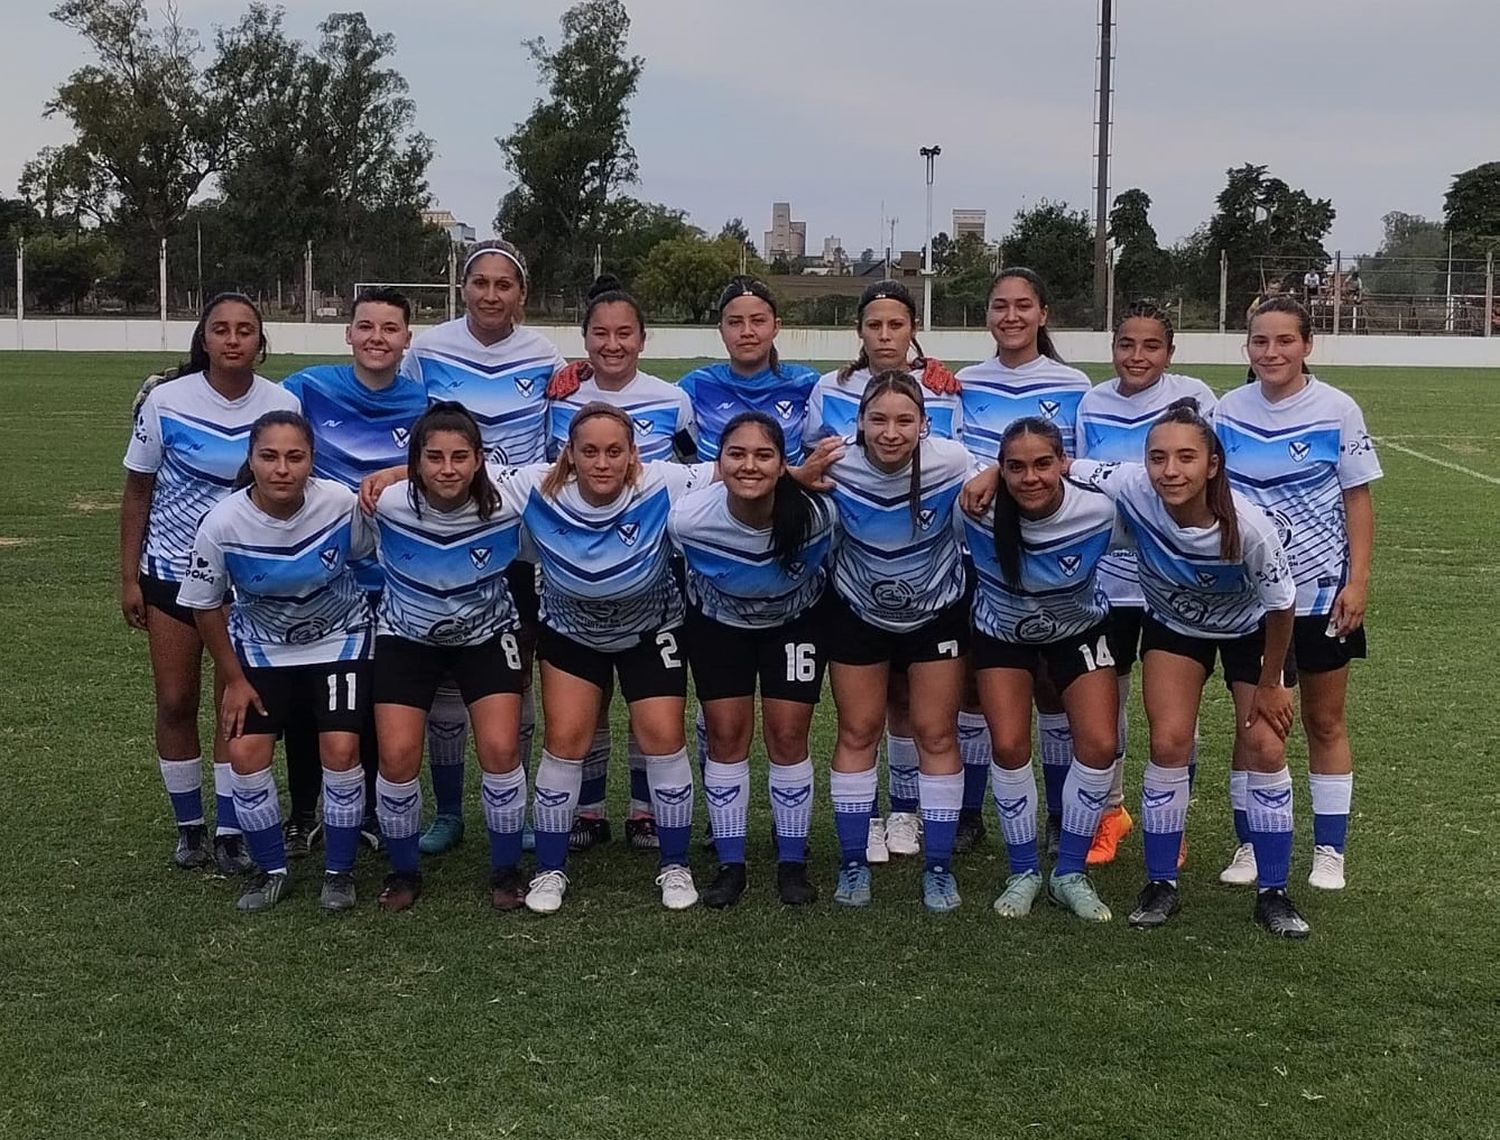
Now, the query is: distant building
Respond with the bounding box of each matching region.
[821,236,846,268]
[422,209,476,245]
[764,202,807,261]
[952,209,986,241]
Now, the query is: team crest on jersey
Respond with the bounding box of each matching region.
[1038,399,1061,421]
[633,417,655,435]
[514,376,535,396]
[616,521,640,547]
[1288,440,1312,462]
[917,507,937,531]
[786,560,806,579]
[1058,554,1082,577]
[1016,612,1058,642]
[392,426,410,449]
[1195,570,1218,588]
[775,399,795,420]
[319,547,341,572]
[470,547,492,570]
[871,579,916,610]
[1169,591,1209,625]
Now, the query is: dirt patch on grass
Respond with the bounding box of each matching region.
[0,537,34,548]
[70,493,120,514]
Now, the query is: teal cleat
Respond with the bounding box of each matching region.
[921,867,962,913]
[417,813,464,855]
[992,870,1044,918]
[1048,870,1112,922]
[833,864,873,908]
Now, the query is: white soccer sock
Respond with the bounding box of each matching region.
[375,775,422,840]
[481,767,527,836]
[769,759,815,842]
[990,762,1039,852]
[703,758,751,847]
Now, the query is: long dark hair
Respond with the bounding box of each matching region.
[989,267,1064,363]
[1112,298,1175,349]
[991,417,1065,587]
[406,401,500,520]
[233,410,313,491]
[855,369,926,533]
[838,279,927,383]
[1248,295,1313,375]
[180,292,268,377]
[1149,398,1241,561]
[581,273,645,335]
[716,275,782,375]
[719,411,818,573]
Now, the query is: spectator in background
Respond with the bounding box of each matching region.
[1303,266,1322,306]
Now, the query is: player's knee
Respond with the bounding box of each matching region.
[989,727,1030,768]
[320,736,360,772]
[154,685,200,732]
[1071,726,1117,768]
[762,723,807,765]
[1149,727,1195,766]
[1301,702,1346,748]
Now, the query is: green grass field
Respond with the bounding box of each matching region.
[1,352,1496,1139]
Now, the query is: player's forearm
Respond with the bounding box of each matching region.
[1343,485,1374,588]
[193,607,246,684]
[1259,607,1295,688]
[119,474,152,585]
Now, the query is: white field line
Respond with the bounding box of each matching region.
[1377,438,1500,486]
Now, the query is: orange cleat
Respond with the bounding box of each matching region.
[1086,804,1134,866]
[1178,836,1188,870]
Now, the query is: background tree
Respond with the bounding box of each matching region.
[999,200,1093,324]
[1109,187,1171,302]
[597,198,696,287]
[25,229,123,312]
[718,217,759,263]
[1360,211,1447,296]
[1444,163,1500,255]
[635,235,767,323]
[17,145,109,232]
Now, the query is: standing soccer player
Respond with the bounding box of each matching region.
[1214,297,1380,891]
[121,293,299,874]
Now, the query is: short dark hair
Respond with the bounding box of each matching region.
[352,286,411,324]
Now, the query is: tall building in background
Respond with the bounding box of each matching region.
[821,236,844,265]
[764,202,808,261]
[952,209,986,241]
[422,208,476,244]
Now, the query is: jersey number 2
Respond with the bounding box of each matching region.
[656,631,682,670]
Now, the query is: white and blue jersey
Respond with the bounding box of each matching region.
[669,483,836,630]
[1076,372,1218,606]
[827,438,973,632]
[1214,376,1381,617]
[401,319,565,466]
[677,361,820,461]
[177,479,373,667]
[124,372,301,582]
[955,354,1091,466]
[1071,460,1295,639]
[365,481,525,646]
[547,370,696,462]
[493,461,716,652]
[806,366,961,443]
[963,478,1121,644]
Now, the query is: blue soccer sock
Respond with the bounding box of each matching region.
[426,684,468,818]
[1056,759,1112,876]
[1140,761,1190,884]
[375,774,422,874]
[769,759,814,863]
[213,761,241,836]
[532,750,582,873]
[1308,772,1352,852]
[1230,769,1251,844]
[321,765,365,874]
[578,728,610,816]
[1246,768,1295,890]
[919,770,964,871]
[957,711,991,813]
[885,733,919,814]
[646,748,695,867]
[1037,712,1072,817]
[159,756,205,827]
[703,757,750,864]
[481,767,527,871]
[232,767,285,874]
[990,761,1040,876]
[831,768,877,866]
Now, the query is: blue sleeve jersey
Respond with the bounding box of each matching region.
[678,361,820,461]
[493,461,716,651]
[1070,460,1295,639]
[963,478,1120,644]
[177,479,373,667]
[401,319,565,466]
[1075,372,1218,607]
[806,366,961,444]
[369,481,525,646]
[955,354,1092,466]
[547,370,696,462]
[828,437,973,632]
[668,482,836,629]
[123,372,301,582]
[1214,376,1382,617]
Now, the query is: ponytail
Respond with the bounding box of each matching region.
[843,279,920,383]
[991,416,1066,586]
[1151,398,1240,561]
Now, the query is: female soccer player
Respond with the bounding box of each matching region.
[177,411,374,912]
[365,403,531,913]
[400,240,565,856]
[1074,302,1217,865]
[961,418,1122,921]
[957,268,1093,856]
[822,372,973,912]
[121,293,299,874]
[1214,297,1381,891]
[805,278,966,863]
[1069,403,1309,937]
[670,412,837,908]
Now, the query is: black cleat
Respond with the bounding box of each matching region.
[702,862,748,909]
[568,815,612,852]
[283,815,320,860]
[213,833,255,876]
[173,824,213,869]
[625,817,659,850]
[1254,888,1311,939]
[776,861,818,906]
[952,809,988,855]
[1128,880,1181,929]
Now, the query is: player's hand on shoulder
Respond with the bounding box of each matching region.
[961,465,1000,517]
[789,436,844,491]
[359,465,405,515]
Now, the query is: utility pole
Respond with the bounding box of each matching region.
[920,144,941,331]
[1092,0,1115,330]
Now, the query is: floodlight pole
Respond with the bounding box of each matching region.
[1092,0,1115,330]
[15,236,23,349]
[920,144,941,331]
[159,238,168,350]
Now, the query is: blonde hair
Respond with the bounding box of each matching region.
[540,402,643,499]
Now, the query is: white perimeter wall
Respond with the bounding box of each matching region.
[4,319,1500,368]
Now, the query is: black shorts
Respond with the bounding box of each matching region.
[824,592,970,670]
[242,659,370,736]
[1289,614,1367,675]
[683,601,828,704]
[139,573,199,629]
[507,562,540,626]
[373,632,526,709]
[1107,605,1145,675]
[972,618,1118,693]
[538,625,688,702]
[1140,613,1297,691]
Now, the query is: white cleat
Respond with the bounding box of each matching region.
[524,869,569,914]
[884,812,922,856]
[656,864,699,910]
[866,817,890,864]
[1219,842,1259,886]
[1307,845,1346,890]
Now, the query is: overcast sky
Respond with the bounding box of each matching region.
[2,0,1495,257]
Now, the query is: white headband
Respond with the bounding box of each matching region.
[463,246,526,286]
